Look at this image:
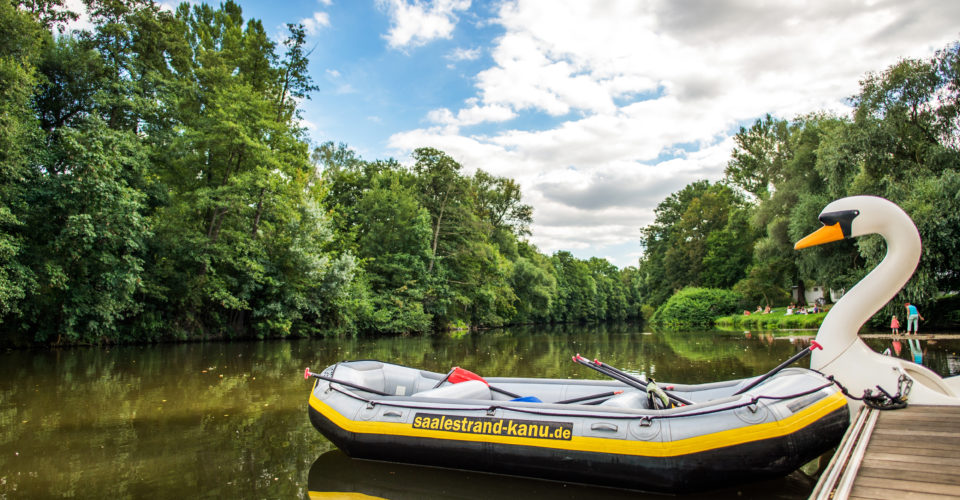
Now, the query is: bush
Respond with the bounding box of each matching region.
[640,304,656,322]
[651,287,742,329]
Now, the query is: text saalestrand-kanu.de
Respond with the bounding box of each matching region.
[412,413,573,440]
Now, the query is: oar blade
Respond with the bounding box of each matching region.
[448,367,489,386]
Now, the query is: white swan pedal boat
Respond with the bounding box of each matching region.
[306,359,848,492]
[796,195,960,404]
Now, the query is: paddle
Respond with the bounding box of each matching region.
[591,357,694,406]
[554,390,623,405]
[572,354,693,406]
[304,367,391,396]
[441,367,524,399]
[432,367,457,389]
[732,340,824,396]
[573,354,645,390]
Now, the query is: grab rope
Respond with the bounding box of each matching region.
[822,372,912,410]
[322,379,838,423]
[313,361,909,422]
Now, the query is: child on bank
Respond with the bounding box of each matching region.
[890,315,900,335]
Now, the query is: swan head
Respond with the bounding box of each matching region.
[794,196,912,250]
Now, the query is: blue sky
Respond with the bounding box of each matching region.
[79,0,960,267]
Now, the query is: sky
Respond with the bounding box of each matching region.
[72,0,960,267]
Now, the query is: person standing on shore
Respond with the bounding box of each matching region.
[890,315,900,335]
[904,303,924,335]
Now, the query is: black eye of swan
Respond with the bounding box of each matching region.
[818,210,859,238]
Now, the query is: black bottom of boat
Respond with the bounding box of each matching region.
[309,402,847,493]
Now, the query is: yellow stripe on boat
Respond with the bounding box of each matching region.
[308,492,386,500]
[308,390,847,457]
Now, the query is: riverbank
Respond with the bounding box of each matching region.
[715,307,826,330]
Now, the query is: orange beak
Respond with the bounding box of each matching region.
[794,222,845,250]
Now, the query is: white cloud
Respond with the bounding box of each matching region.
[323,68,355,94]
[301,11,331,35]
[427,99,516,128]
[379,0,471,50]
[297,117,318,131]
[447,46,482,61]
[387,0,960,265]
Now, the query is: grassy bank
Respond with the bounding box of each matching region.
[715,307,826,330]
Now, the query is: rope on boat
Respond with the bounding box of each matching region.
[821,372,911,410]
[324,381,840,423]
[316,360,908,421]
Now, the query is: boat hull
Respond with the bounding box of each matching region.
[306,361,849,493]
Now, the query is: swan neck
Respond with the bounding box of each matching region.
[813,229,920,361]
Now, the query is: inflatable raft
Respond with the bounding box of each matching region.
[306,359,848,493]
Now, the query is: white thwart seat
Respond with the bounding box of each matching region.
[414,380,492,400]
[598,391,649,409]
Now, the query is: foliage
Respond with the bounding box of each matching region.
[0,1,369,344]
[3,0,959,343]
[721,43,960,327]
[650,287,742,329]
[316,143,635,332]
[715,309,826,330]
[638,42,960,330]
[923,294,960,329]
[637,181,756,309]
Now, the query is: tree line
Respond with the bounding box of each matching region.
[0,1,643,345]
[638,41,960,326]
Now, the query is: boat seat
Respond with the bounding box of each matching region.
[597,391,650,410]
[413,380,492,400]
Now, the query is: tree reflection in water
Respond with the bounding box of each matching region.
[1,326,958,497]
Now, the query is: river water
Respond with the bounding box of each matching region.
[2,324,958,499]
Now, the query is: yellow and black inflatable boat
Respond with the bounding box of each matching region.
[305,359,848,493]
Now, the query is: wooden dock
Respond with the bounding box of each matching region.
[810,405,960,500]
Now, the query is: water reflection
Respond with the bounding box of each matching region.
[306,450,821,500]
[1,326,959,498]
[865,335,960,377]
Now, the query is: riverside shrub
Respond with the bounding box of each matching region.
[651,287,742,328]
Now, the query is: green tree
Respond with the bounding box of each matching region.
[21,119,150,343]
[354,172,433,333]
[509,249,557,323]
[638,181,755,309]
[0,1,47,321]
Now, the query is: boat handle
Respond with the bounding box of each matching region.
[590,422,618,432]
[383,410,403,418]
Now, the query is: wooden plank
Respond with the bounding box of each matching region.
[887,405,960,414]
[872,428,960,439]
[850,485,960,500]
[874,419,960,431]
[877,408,960,417]
[851,477,960,496]
[859,458,960,476]
[862,451,959,466]
[875,423,959,433]
[875,419,958,430]
[866,445,960,459]
[876,420,960,430]
[858,466,960,486]
[876,411,960,423]
[878,408,960,416]
[868,436,960,451]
